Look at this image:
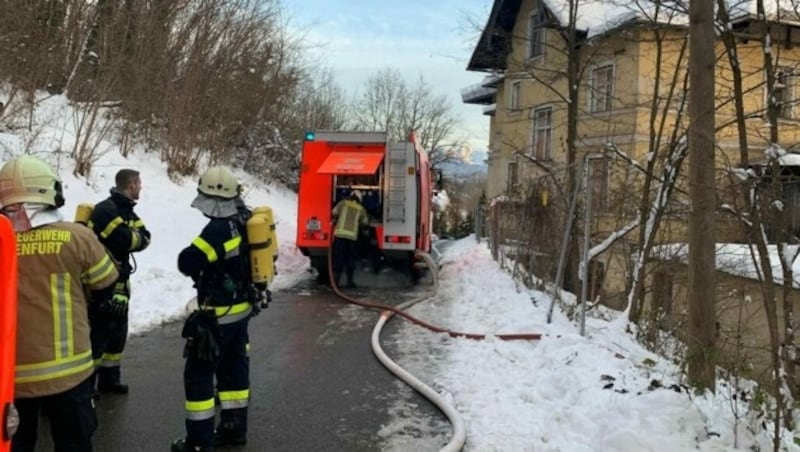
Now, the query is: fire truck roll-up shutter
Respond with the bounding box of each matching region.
[317,152,384,175]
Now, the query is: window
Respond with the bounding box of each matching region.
[509,81,521,111]
[507,161,518,191]
[531,107,552,160]
[590,65,614,113]
[774,68,797,119]
[527,10,545,59]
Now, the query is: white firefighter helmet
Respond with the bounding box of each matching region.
[351,189,363,202]
[0,155,64,207]
[197,166,238,199]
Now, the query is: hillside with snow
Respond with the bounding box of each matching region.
[0,93,312,333]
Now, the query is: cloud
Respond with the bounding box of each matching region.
[285,0,492,149]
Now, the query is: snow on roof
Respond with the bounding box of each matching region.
[540,0,786,38]
[654,243,800,287]
[539,0,687,38]
[778,153,800,166]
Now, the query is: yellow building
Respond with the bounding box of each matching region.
[464,0,800,206]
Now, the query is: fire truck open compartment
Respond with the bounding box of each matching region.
[334,173,384,221]
[296,130,433,283]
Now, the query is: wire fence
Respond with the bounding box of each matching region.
[478,186,564,290]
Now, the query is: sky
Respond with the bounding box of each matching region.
[2,94,799,451]
[282,0,493,154]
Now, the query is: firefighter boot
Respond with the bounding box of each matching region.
[345,272,356,288]
[97,367,129,394]
[98,382,129,394]
[171,438,213,452]
[214,423,247,447]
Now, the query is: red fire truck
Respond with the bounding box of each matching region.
[0,214,18,450]
[296,130,434,280]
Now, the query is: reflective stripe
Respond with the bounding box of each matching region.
[128,219,144,228]
[218,389,249,409]
[15,273,94,384]
[192,237,218,263]
[100,352,122,368]
[83,255,116,285]
[185,398,216,421]
[51,273,73,359]
[129,230,140,250]
[114,280,130,292]
[201,302,252,324]
[193,235,242,263]
[100,216,124,239]
[15,350,93,384]
[217,307,251,324]
[224,236,241,259]
[334,201,363,240]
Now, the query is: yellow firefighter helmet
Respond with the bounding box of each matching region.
[0,155,65,207]
[197,166,238,199]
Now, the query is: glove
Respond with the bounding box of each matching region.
[194,321,220,362]
[182,310,220,362]
[108,292,129,317]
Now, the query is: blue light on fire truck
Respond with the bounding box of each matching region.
[304,131,316,141]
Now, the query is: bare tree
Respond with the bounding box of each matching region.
[351,68,465,167]
[399,76,466,167]
[687,0,717,392]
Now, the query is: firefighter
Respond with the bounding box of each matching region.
[172,166,262,452]
[331,189,368,288]
[0,155,119,451]
[87,168,151,394]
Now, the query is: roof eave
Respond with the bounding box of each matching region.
[466,0,522,71]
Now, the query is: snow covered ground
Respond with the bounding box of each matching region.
[1,94,796,451]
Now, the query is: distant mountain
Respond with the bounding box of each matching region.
[470,149,488,165]
[438,158,487,179]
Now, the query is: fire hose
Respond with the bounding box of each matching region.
[325,244,542,451]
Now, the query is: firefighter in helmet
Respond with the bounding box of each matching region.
[172,166,259,452]
[87,168,151,395]
[331,189,368,288]
[0,155,118,451]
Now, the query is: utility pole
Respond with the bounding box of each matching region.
[687,0,717,392]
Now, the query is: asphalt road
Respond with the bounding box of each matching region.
[34,276,444,452]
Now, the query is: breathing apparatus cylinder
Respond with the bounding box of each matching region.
[74,203,94,225]
[247,207,277,285]
[252,206,278,265]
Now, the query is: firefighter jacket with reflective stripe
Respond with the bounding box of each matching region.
[89,188,150,281]
[178,216,250,308]
[332,199,367,241]
[15,221,119,398]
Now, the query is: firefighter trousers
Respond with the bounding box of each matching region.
[332,237,358,284]
[88,299,129,388]
[13,376,97,452]
[183,316,250,449]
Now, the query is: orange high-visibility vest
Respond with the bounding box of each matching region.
[0,215,17,452]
